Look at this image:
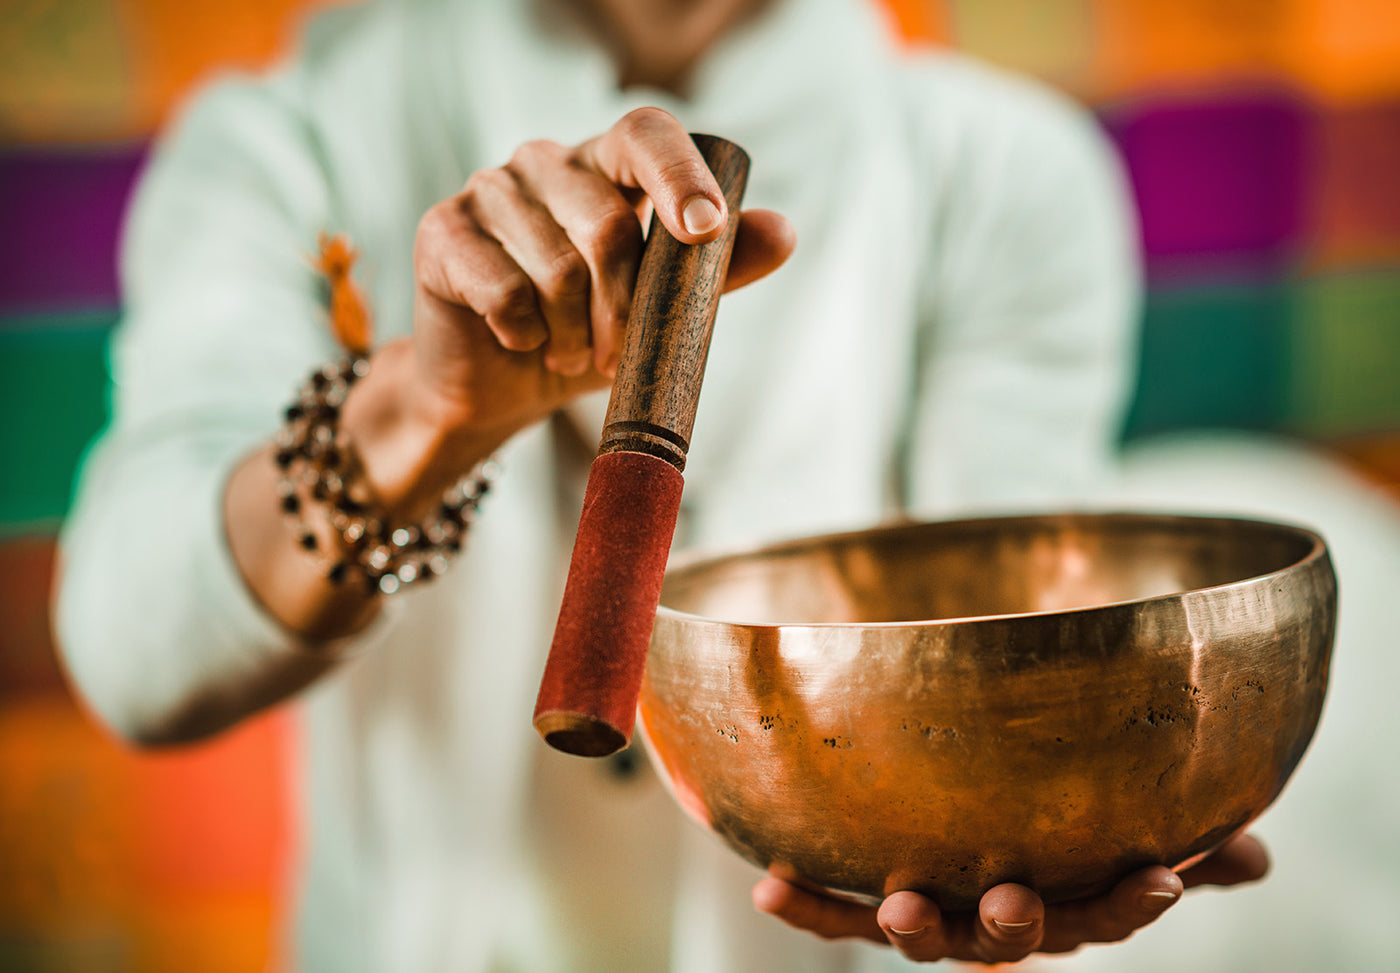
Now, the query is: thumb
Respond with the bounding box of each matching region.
[577,107,728,245]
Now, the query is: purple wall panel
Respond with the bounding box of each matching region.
[1104,93,1314,281]
[0,145,148,317]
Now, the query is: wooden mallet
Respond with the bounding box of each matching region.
[533,134,750,757]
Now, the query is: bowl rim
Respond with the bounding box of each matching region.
[655,510,1330,630]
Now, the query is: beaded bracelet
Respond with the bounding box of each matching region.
[273,353,500,595]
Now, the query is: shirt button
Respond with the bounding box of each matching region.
[605,746,644,782]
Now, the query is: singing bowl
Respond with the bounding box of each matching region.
[637,513,1335,910]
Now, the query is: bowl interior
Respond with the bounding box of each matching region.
[660,513,1320,625]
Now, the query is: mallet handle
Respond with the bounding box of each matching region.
[598,134,751,469]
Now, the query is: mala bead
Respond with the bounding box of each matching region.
[273,235,499,596]
[272,354,498,595]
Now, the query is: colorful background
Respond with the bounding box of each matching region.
[2,0,1398,969]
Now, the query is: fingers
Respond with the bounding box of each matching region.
[876,885,1048,964]
[875,890,960,962]
[577,107,728,245]
[414,198,549,353]
[508,140,644,374]
[416,108,794,385]
[1039,865,1183,954]
[751,878,887,945]
[759,843,1268,965]
[1180,834,1270,889]
[725,209,797,293]
[972,884,1046,963]
[417,147,637,377]
[460,164,595,374]
[766,882,1049,965]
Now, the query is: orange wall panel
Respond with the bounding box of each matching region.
[1088,0,1400,104]
[1090,0,1304,98]
[0,698,295,969]
[878,0,950,44]
[115,0,348,135]
[1283,0,1400,102]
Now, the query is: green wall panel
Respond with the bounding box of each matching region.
[2,282,1391,528]
[0,315,114,528]
[1290,272,1400,436]
[1123,284,1293,440]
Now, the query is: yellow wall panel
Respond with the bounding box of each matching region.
[0,0,351,142]
[0,0,138,142]
[946,0,1095,94]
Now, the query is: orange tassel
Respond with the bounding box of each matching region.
[314,232,373,356]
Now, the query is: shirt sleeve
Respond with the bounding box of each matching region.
[54,73,385,743]
[900,59,1141,517]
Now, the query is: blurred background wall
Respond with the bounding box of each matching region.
[1,0,1397,969]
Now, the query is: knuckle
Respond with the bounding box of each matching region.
[508,138,562,172]
[413,203,460,279]
[617,105,677,139]
[541,250,590,297]
[491,310,544,351]
[577,208,639,258]
[655,155,709,188]
[414,200,451,246]
[411,218,436,273]
[462,166,516,200]
[480,273,536,320]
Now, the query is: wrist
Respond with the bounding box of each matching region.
[340,338,512,521]
[274,349,501,599]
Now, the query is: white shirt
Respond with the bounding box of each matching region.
[55,0,1139,969]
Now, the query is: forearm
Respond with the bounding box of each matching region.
[226,337,512,642]
[56,339,510,746]
[54,422,346,746]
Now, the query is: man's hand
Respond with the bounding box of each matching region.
[753,834,1270,964]
[340,106,794,520]
[407,105,795,454]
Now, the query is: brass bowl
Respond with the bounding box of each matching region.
[638,513,1335,910]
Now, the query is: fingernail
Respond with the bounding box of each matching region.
[886,925,926,939]
[1141,890,1180,911]
[682,196,721,235]
[602,354,618,378]
[992,920,1036,934]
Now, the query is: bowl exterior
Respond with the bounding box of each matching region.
[638,520,1336,910]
